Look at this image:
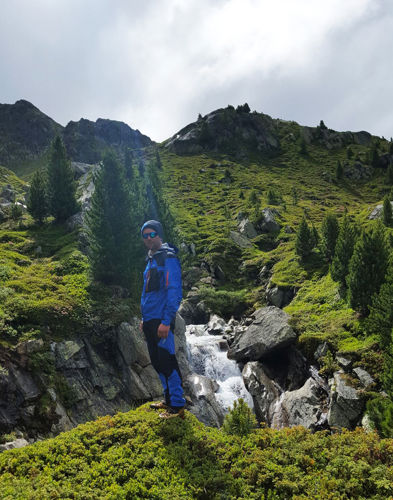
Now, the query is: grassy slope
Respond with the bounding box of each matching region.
[158,123,391,380]
[0,404,392,499]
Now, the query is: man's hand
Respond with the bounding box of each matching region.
[157,323,170,339]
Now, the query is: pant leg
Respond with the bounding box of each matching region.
[143,319,186,408]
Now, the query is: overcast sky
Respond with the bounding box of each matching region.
[1,0,392,142]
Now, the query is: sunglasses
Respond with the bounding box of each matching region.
[142,231,158,239]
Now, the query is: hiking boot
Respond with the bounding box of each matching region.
[150,401,169,410]
[159,407,185,420]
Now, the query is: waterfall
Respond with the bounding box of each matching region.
[185,324,253,412]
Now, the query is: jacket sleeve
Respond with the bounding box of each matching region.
[161,256,182,326]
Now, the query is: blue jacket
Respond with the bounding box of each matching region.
[141,243,182,326]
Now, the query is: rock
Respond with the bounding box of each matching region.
[218,340,228,351]
[361,413,374,432]
[0,438,29,452]
[207,314,226,335]
[336,356,352,370]
[227,307,297,362]
[271,378,328,430]
[238,218,258,239]
[0,186,16,203]
[314,342,329,361]
[55,340,84,368]
[16,339,44,356]
[174,313,191,379]
[11,368,40,402]
[265,286,284,308]
[117,320,150,367]
[185,373,224,427]
[257,208,281,233]
[242,361,281,424]
[178,295,210,325]
[328,372,364,429]
[71,162,91,179]
[344,162,372,181]
[353,367,374,388]
[66,212,84,231]
[229,230,252,248]
[369,202,393,220]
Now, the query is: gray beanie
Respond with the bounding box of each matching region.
[140,220,164,239]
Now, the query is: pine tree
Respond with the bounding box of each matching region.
[86,151,140,288]
[124,149,134,181]
[47,136,78,222]
[347,223,389,315]
[320,214,339,261]
[383,196,392,226]
[299,138,307,155]
[367,267,393,350]
[27,169,49,224]
[371,143,379,168]
[295,217,314,260]
[387,162,393,184]
[331,215,356,289]
[347,147,353,160]
[291,186,298,205]
[336,160,343,180]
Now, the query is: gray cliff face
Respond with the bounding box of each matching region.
[0,316,188,440]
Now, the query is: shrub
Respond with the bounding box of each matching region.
[222,398,257,436]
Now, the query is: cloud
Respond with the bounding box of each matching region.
[0,0,392,141]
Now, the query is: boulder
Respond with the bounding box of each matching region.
[238,218,258,239]
[185,373,224,427]
[242,361,281,424]
[336,355,352,370]
[227,306,297,362]
[207,314,226,335]
[353,367,374,388]
[0,438,29,452]
[328,372,364,429]
[369,202,393,220]
[266,285,295,308]
[257,208,281,233]
[229,230,252,248]
[271,378,328,430]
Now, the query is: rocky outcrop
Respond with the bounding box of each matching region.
[369,201,393,220]
[227,306,297,361]
[328,372,364,429]
[256,208,281,233]
[266,285,296,308]
[164,106,280,157]
[229,230,253,248]
[0,100,62,168]
[238,218,258,239]
[0,314,188,441]
[343,161,373,180]
[63,118,153,164]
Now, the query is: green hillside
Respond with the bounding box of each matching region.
[1,105,393,494]
[1,404,393,499]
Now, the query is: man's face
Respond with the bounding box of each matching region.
[142,228,162,252]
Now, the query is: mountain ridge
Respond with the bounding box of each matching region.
[0,99,153,176]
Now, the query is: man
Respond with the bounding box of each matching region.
[140,219,186,419]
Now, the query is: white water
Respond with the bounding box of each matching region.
[185,324,253,412]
